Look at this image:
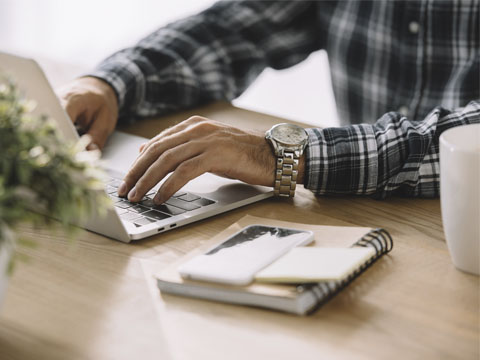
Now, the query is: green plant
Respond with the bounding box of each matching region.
[0,77,109,268]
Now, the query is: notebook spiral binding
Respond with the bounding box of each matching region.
[303,228,393,315]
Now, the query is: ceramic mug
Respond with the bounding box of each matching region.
[440,123,480,275]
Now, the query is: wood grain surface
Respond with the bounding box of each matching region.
[0,102,478,360]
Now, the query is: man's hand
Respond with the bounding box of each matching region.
[117,116,285,204]
[57,77,119,150]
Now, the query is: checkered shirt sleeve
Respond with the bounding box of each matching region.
[305,101,480,198]
[87,1,320,120]
[87,0,479,198]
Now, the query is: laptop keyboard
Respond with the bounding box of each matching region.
[105,178,216,227]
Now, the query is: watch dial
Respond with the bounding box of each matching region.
[271,124,307,145]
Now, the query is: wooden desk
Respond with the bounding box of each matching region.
[0,103,478,360]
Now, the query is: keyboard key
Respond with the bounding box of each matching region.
[140,198,156,207]
[178,193,201,202]
[108,179,123,187]
[105,185,118,194]
[172,191,187,197]
[139,198,185,215]
[133,217,157,227]
[129,205,149,213]
[120,212,144,221]
[140,195,151,202]
[165,197,201,211]
[108,193,122,201]
[115,200,133,209]
[191,197,216,207]
[143,210,171,221]
[153,204,186,216]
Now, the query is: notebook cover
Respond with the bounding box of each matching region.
[155,215,373,314]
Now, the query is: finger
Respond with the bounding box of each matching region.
[153,154,209,204]
[86,142,99,151]
[120,129,194,196]
[140,116,205,153]
[62,94,85,126]
[60,93,99,135]
[127,140,206,202]
[139,123,191,155]
[139,116,207,155]
[86,107,116,150]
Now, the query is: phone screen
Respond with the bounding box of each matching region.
[178,225,314,285]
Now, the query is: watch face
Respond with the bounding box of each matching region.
[270,124,308,145]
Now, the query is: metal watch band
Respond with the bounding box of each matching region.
[274,151,298,197]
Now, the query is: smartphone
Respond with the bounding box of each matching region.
[178,224,314,286]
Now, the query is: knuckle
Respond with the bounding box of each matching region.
[147,141,162,155]
[59,86,78,100]
[140,140,153,153]
[161,148,175,164]
[186,115,206,124]
[64,101,76,116]
[193,120,216,134]
[64,94,82,109]
[92,91,109,105]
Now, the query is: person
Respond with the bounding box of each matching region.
[58,0,479,205]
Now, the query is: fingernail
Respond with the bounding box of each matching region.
[118,181,127,196]
[88,142,99,151]
[128,187,137,201]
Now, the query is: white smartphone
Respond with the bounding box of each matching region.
[178,224,314,286]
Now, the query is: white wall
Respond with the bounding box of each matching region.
[0,0,338,127]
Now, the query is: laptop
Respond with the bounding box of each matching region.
[0,51,273,242]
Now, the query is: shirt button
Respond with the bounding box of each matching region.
[409,21,419,34]
[398,106,409,116]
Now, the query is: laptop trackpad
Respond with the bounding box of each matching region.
[101,130,146,175]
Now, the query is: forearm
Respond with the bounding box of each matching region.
[303,100,480,198]
[86,0,320,121]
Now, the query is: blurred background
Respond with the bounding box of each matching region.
[0,0,339,127]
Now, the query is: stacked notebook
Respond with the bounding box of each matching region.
[155,216,393,315]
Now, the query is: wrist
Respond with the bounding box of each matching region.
[265,123,308,197]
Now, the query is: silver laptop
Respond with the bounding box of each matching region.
[0,51,273,242]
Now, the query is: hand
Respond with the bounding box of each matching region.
[57,77,119,150]
[118,116,286,204]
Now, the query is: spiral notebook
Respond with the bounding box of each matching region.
[155,216,393,315]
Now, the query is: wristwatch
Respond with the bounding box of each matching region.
[265,123,308,197]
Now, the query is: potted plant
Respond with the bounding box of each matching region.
[0,77,109,307]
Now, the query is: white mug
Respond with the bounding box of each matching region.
[440,123,480,275]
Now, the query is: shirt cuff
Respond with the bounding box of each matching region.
[84,57,145,117]
[304,126,378,195]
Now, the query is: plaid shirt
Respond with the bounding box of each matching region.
[89,0,480,198]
